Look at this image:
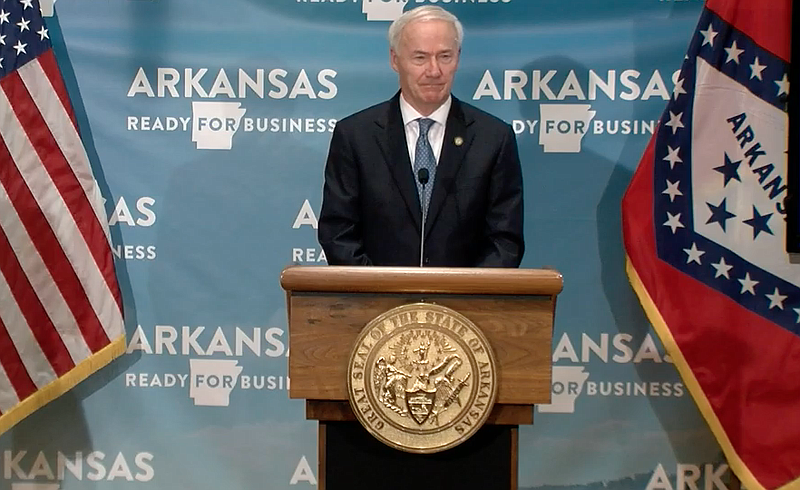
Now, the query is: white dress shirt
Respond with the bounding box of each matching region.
[399,94,451,168]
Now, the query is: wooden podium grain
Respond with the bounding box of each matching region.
[281,266,562,490]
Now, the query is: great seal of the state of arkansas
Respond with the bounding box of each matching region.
[346,303,498,453]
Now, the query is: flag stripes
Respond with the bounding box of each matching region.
[0,0,125,432]
[35,50,77,129]
[0,66,123,354]
[0,312,38,404]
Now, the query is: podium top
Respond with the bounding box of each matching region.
[280,266,562,296]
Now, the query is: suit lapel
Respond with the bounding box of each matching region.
[374,93,423,231]
[426,97,473,236]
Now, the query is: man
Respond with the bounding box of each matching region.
[318,6,524,267]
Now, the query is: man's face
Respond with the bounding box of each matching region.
[391,19,460,116]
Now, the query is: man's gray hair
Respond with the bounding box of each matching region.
[388,6,464,51]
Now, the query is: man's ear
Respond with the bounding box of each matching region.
[390,48,400,73]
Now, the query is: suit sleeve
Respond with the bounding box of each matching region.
[474,124,525,268]
[317,123,373,266]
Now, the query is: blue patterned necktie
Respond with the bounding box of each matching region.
[413,118,436,218]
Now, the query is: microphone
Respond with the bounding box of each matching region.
[417,168,429,186]
[417,168,429,267]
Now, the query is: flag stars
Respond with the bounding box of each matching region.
[738,273,758,295]
[662,180,682,202]
[0,34,5,46]
[706,198,736,232]
[13,40,26,55]
[37,26,48,40]
[665,111,684,134]
[711,257,733,279]
[743,205,773,239]
[16,17,30,32]
[724,40,744,64]
[794,308,800,323]
[765,287,787,310]
[700,24,718,47]
[663,145,683,169]
[713,152,742,187]
[684,243,705,265]
[673,78,686,100]
[664,212,685,234]
[19,0,34,9]
[775,73,789,96]
[750,57,766,81]
[0,10,9,24]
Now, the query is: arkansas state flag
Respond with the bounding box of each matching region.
[622,1,800,490]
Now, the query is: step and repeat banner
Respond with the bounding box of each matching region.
[1,0,731,489]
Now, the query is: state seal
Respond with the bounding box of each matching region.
[346,303,498,453]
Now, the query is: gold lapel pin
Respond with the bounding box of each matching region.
[454,136,464,146]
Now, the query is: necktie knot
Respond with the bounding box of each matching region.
[418,118,434,137]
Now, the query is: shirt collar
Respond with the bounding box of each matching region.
[399,93,451,128]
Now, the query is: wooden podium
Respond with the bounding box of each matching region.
[280,266,562,490]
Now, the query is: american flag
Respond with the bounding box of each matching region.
[0,0,124,433]
[622,0,800,489]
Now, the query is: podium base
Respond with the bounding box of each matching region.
[320,422,516,490]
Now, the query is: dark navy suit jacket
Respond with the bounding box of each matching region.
[318,93,524,267]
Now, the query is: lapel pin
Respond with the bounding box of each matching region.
[454,136,463,147]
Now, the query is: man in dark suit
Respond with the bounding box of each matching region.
[318,5,524,267]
